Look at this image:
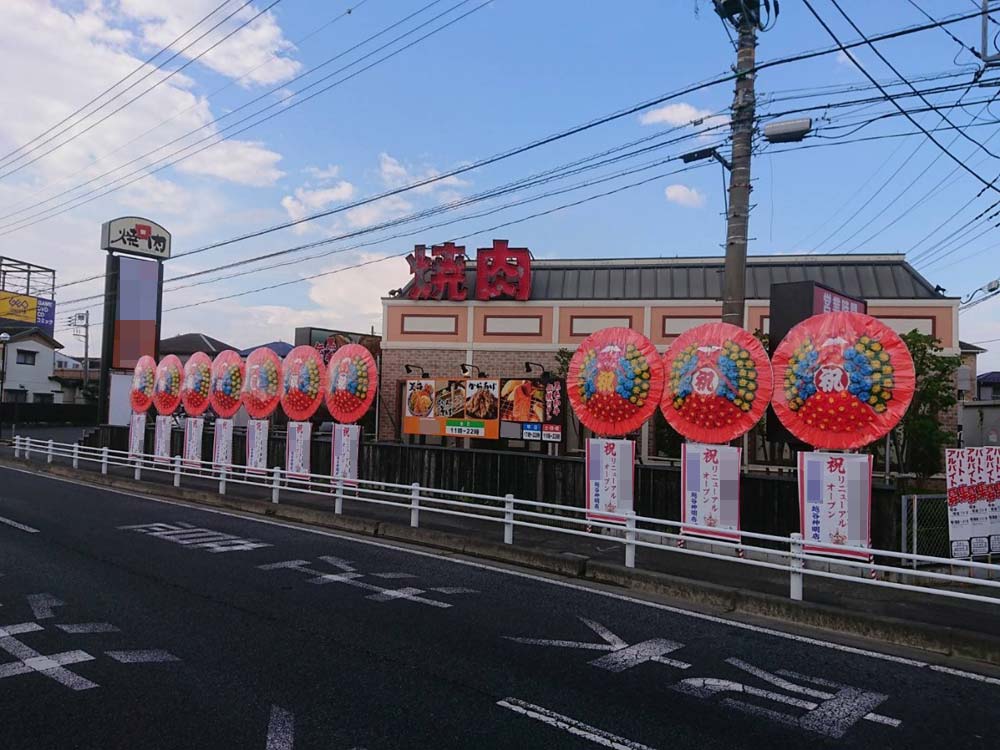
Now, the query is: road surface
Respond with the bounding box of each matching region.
[0,465,997,749]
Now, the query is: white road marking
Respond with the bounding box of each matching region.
[430,586,478,594]
[372,572,417,579]
[497,697,656,750]
[105,649,179,663]
[0,514,39,533]
[56,623,121,634]
[12,464,1000,684]
[119,521,271,553]
[0,632,97,690]
[26,593,65,620]
[266,705,295,750]
[0,622,42,637]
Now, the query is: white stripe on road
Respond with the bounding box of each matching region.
[26,593,65,620]
[105,650,179,663]
[266,705,295,750]
[497,697,656,750]
[8,464,1000,685]
[56,623,121,634]
[0,514,38,533]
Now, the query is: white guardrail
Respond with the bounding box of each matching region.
[12,436,1000,607]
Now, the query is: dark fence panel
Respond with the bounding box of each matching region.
[84,426,900,549]
[3,403,97,425]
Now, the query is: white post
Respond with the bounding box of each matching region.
[101,446,108,475]
[219,467,227,495]
[790,532,804,601]
[335,478,344,515]
[13,435,19,458]
[46,439,54,464]
[133,455,141,481]
[410,482,420,528]
[271,466,280,504]
[504,493,514,545]
[24,438,31,460]
[72,443,79,469]
[625,511,636,569]
[173,455,181,487]
[911,496,919,571]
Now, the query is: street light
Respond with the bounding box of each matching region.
[524,361,552,379]
[0,332,9,439]
[404,364,429,378]
[460,364,487,377]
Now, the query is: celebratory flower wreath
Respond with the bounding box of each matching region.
[209,350,244,419]
[152,355,183,415]
[130,355,156,413]
[325,344,377,424]
[180,352,212,417]
[242,347,283,419]
[282,345,327,421]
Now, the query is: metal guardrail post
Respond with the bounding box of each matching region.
[133,456,141,481]
[900,494,909,565]
[72,443,79,469]
[24,438,31,461]
[410,483,420,528]
[219,467,227,495]
[335,478,344,515]
[911,496,919,570]
[504,494,514,545]
[173,455,181,488]
[47,439,54,464]
[101,447,108,475]
[13,435,19,458]
[271,466,280,504]
[790,532,804,601]
[625,511,636,569]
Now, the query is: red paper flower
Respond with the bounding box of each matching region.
[281,345,327,421]
[180,352,212,417]
[661,322,773,444]
[152,355,183,415]
[209,350,244,419]
[242,347,283,419]
[567,327,664,437]
[130,355,156,413]
[325,344,377,424]
[772,312,915,449]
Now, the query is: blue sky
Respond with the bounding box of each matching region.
[1,1,998,367]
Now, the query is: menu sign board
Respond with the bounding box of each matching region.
[402,378,500,439]
[499,378,564,442]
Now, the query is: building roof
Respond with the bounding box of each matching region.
[961,340,988,354]
[238,341,293,357]
[160,332,237,356]
[979,371,1000,386]
[396,252,949,302]
[0,326,62,349]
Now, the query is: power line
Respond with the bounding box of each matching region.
[802,0,1000,193]
[0,0,274,180]
[0,0,234,168]
[906,0,981,61]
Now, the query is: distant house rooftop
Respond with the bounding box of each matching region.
[160,332,237,356]
[238,341,293,357]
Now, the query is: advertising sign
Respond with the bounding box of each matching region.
[128,412,146,458]
[402,378,501,439]
[798,452,873,559]
[213,418,233,470]
[0,291,55,336]
[945,447,1000,558]
[101,216,171,259]
[332,423,361,485]
[112,255,160,369]
[183,417,203,468]
[154,415,172,463]
[681,443,741,541]
[585,438,635,523]
[285,421,312,479]
[246,419,269,473]
[499,378,563,442]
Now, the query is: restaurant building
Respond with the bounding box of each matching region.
[378,242,960,458]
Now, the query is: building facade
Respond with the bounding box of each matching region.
[1,327,65,403]
[378,249,960,457]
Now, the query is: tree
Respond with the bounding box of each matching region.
[894,330,961,481]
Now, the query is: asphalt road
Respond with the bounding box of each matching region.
[0,466,998,749]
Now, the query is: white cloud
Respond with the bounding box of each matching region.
[377,152,468,194]
[664,184,706,208]
[118,0,301,87]
[280,181,356,230]
[344,194,413,228]
[176,139,284,186]
[640,102,723,127]
[303,164,341,182]
[835,50,855,66]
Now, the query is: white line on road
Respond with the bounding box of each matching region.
[0,514,38,533]
[56,623,121,634]
[497,697,656,750]
[266,705,295,750]
[10,464,1000,685]
[105,650,179,663]
[26,593,65,620]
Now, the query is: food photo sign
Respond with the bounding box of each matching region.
[402,377,501,439]
[499,378,563,442]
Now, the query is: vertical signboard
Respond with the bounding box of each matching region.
[153,415,172,463]
[798,452,873,559]
[128,412,146,458]
[183,417,203,468]
[246,419,269,473]
[113,256,160,369]
[946,447,1000,558]
[285,421,312,479]
[213,418,233,471]
[681,443,741,541]
[585,438,635,523]
[332,423,361,486]
[498,378,564,442]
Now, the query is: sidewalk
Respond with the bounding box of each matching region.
[6,443,1000,665]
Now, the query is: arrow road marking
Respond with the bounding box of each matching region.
[505,617,691,671]
[26,593,65,620]
[266,705,294,750]
[497,697,657,750]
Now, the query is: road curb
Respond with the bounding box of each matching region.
[8,457,1000,666]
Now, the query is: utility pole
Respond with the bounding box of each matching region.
[69,310,91,397]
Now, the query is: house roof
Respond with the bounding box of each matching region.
[238,341,293,357]
[395,252,949,302]
[0,326,62,349]
[979,371,1000,386]
[961,340,988,354]
[160,332,237,356]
